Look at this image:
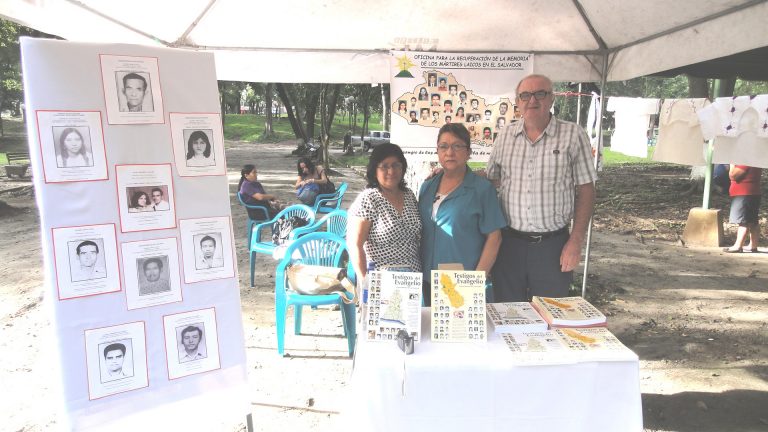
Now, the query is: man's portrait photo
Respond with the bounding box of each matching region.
[99,340,133,383]
[137,256,171,296]
[194,233,224,270]
[150,187,170,211]
[116,71,154,113]
[52,126,94,169]
[69,239,107,282]
[176,324,207,363]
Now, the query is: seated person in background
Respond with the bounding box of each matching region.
[295,157,331,206]
[238,164,283,219]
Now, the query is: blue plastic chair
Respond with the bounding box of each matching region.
[237,192,271,245]
[274,232,356,357]
[312,182,348,215]
[289,209,348,239]
[249,204,315,287]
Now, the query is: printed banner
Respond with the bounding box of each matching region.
[389,51,533,161]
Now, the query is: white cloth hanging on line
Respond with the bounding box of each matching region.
[696,95,768,168]
[606,97,660,158]
[586,92,603,171]
[652,98,710,166]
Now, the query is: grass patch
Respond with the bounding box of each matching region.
[223,114,384,143]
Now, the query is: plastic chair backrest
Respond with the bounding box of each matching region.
[314,182,348,214]
[290,209,347,239]
[237,192,269,221]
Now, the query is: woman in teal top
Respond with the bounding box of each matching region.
[418,123,506,305]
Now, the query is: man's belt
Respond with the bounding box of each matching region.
[503,226,569,243]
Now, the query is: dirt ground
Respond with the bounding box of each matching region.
[1,140,766,432]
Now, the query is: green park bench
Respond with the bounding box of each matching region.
[3,151,30,178]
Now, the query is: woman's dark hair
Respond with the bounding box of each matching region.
[365,143,408,190]
[437,123,471,151]
[238,164,255,190]
[186,130,212,159]
[131,191,149,208]
[296,157,316,177]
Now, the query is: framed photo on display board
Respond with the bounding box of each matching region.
[121,237,182,310]
[169,113,226,176]
[115,164,176,232]
[163,308,221,380]
[84,321,148,400]
[51,223,120,300]
[99,54,164,124]
[35,111,108,183]
[179,216,235,283]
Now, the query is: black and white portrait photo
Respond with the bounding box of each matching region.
[136,256,171,296]
[99,55,164,125]
[163,308,220,379]
[52,126,94,168]
[126,185,170,213]
[115,71,154,113]
[35,111,108,183]
[68,238,107,282]
[194,233,224,270]
[85,321,148,400]
[183,129,216,167]
[98,339,134,383]
[176,323,208,363]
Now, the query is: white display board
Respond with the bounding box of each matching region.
[389,51,533,161]
[21,38,248,431]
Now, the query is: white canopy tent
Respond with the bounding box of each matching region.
[3,0,768,296]
[2,0,767,84]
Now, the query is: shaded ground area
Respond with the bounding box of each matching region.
[1,142,766,431]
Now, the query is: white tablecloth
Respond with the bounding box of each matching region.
[342,309,642,432]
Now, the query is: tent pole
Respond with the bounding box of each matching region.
[703,139,714,209]
[581,51,609,298]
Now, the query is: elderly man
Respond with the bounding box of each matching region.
[121,73,148,112]
[486,74,596,301]
[179,325,206,363]
[71,240,107,282]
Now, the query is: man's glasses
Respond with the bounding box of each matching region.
[377,162,403,171]
[517,90,551,101]
[436,144,468,152]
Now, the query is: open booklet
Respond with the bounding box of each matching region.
[531,296,607,328]
[500,327,637,364]
[486,302,548,333]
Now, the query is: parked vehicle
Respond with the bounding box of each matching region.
[350,130,391,152]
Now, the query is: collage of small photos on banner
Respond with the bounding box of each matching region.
[22,37,245,418]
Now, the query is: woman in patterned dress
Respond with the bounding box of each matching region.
[348,143,422,285]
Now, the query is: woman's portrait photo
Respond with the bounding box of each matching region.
[418,87,429,101]
[127,190,153,213]
[184,129,216,167]
[53,127,93,168]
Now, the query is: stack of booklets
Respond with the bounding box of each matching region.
[486,302,548,333]
[531,296,607,328]
[500,327,637,364]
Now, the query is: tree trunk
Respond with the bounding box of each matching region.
[218,81,226,132]
[381,84,390,131]
[304,87,320,142]
[687,75,709,98]
[263,83,273,138]
[319,84,342,164]
[275,83,307,142]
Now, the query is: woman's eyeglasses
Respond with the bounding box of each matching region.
[437,144,468,152]
[377,162,403,171]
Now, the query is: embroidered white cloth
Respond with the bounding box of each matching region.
[697,95,768,168]
[607,97,660,158]
[652,98,710,166]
